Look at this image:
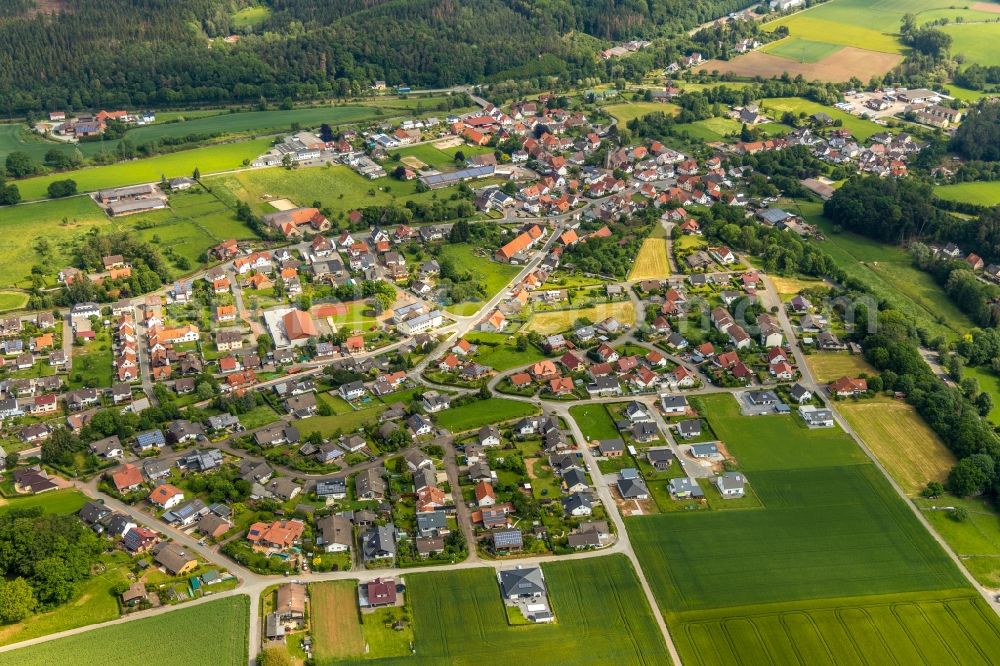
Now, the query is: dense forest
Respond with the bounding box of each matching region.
[0,0,754,113]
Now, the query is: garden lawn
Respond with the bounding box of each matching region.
[569,403,620,441]
[0,489,89,515]
[15,139,272,201]
[298,393,386,436]
[935,181,1000,207]
[359,556,667,665]
[0,596,249,666]
[438,244,521,316]
[465,332,548,371]
[432,398,537,432]
[525,301,636,335]
[67,344,114,389]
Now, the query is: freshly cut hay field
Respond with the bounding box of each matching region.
[769,275,826,299]
[0,596,249,666]
[805,351,874,384]
[699,48,902,84]
[764,37,844,63]
[310,581,365,661]
[629,225,670,280]
[525,301,636,335]
[837,396,955,495]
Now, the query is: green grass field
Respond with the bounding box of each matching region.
[603,101,680,124]
[0,124,78,164]
[761,98,883,140]
[568,403,620,441]
[795,199,976,340]
[944,22,1000,67]
[627,391,998,665]
[916,495,1000,588]
[464,332,549,371]
[0,489,89,515]
[935,180,1000,207]
[122,106,382,147]
[962,364,1000,424]
[670,588,1000,666]
[432,398,537,432]
[298,393,386,436]
[209,163,464,222]
[357,557,667,665]
[0,596,249,666]
[437,243,521,315]
[129,187,259,274]
[392,142,492,171]
[230,4,271,29]
[15,138,272,200]
[762,0,960,53]
[0,290,28,311]
[0,551,131,647]
[673,117,742,143]
[765,38,844,63]
[690,394,868,471]
[0,196,110,287]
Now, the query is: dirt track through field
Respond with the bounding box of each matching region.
[697,47,902,82]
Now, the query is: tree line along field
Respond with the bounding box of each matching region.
[626,393,999,665]
[0,596,250,666]
[935,181,1000,207]
[14,138,273,201]
[795,199,976,341]
[437,243,522,316]
[835,395,955,496]
[341,556,667,665]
